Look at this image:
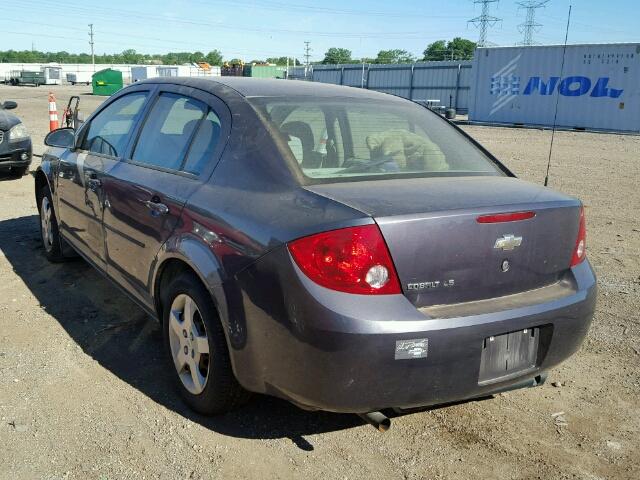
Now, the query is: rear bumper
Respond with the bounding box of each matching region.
[232,250,597,413]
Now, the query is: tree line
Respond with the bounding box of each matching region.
[0,38,475,66]
[321,38,476,64]
[0,49,225,65]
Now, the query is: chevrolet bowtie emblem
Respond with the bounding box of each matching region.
[494,234,523,251]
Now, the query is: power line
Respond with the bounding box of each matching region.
[0,29,316,61]
[538,12,632,35]
[468,0,502,47]
[517,1,549,45]
[193,0,469,19]
[2,18,303,56]
[21,0,431,39]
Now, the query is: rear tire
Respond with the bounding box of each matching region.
[38,185,65,262]
[162,272,250,415]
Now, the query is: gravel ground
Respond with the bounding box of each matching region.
[0,84,639,480]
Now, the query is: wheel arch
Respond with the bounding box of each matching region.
[34,168,51,208]
[151,237,232,352]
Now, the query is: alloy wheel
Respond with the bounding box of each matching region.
[168,294,210,395]
[40,196,54,253]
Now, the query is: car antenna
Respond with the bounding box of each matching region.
[544,4,572,187]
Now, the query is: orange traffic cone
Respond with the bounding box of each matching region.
[48,92,59,131]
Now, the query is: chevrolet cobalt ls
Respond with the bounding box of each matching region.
[36,78,596,417]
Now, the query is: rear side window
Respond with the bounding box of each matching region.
[252,97,504,183]
[182,110,222,175]
[82,92,147,157]
[132,93,207,171]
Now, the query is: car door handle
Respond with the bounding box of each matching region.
[142,198,169,216]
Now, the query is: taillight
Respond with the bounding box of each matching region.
[288,224,401,295]
[570,206,587,267]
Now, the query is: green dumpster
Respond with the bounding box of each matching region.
[92,68,123,96]
[243,65,287,79]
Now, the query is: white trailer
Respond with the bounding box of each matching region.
[157,66,180,77]
[470,43,640,133]
[131,66,158,82]
[42,66,62,85]
[65,71,92,85]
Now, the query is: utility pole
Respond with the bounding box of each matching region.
[517,1,549,45]
[304,41,311,69]
[88,24,95,72]
[468,0,502,47]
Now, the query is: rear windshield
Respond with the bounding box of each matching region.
[249,96,504,183]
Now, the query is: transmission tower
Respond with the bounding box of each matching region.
[517,0,549,45]
[468,0,502,47]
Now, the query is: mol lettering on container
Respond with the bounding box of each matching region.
[470,44,640,132]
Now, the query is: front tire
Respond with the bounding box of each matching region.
[162,272,249,415]
[38,185,65,262]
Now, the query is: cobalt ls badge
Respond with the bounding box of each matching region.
[395,338,429,360]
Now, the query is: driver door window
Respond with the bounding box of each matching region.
[81,92,148,157]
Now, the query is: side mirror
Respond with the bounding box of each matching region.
[44,127,75,149]
[2,100,17,110]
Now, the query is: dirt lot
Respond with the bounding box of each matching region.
[0,84,639,480]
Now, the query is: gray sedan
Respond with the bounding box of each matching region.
[36,78,596,425]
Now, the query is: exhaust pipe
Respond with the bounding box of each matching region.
[357,411,391,432]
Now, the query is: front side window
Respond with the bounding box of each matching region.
[82,92,147,157]
[132,93,207,171]
[252,97,504,183]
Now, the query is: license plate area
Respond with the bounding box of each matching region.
[478,328,539,385]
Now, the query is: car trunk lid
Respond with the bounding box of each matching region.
[305,176,582,307]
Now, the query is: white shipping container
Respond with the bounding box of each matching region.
[470,43,640,132]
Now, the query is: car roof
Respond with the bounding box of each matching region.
[137,76,405,102]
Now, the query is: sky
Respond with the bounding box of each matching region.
[3,0,639,61]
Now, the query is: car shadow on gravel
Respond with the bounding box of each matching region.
[0,214,364,451]
[0,172,26,182]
